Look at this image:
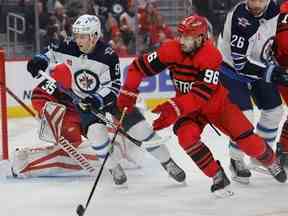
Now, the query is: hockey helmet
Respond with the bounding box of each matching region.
[281,1,288,13]
[177,15,208,37]
[72,14,102,40]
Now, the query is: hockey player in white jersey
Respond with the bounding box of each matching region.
[218,0,288,184]
[15,14,186,184]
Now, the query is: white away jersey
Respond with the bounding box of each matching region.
[218,1,279,78]
[43,39,121,109]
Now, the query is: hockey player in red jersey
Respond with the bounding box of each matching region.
[117,15,287,195]
[274,1,288,168]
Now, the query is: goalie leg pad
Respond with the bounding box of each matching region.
[39,101,66,143]
[11,141,99,178]
[39,101,82,145]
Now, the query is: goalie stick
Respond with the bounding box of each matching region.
[76,108,127,216]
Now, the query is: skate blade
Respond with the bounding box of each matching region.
[231,176,250,184]
[212,187,234,199]
[248,164,270,175]
[113,181,128,189]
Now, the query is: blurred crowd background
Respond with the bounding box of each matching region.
[0,0,285,59]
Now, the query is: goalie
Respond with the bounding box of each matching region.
[12,63,127,183]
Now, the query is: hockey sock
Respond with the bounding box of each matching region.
[186,141,219,177]
[145,134,170,163]
[256,144,275,166]
[256,106,283,147]
[126,120,171,163]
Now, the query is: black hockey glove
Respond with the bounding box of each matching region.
[264,64,288,86]
[27,54,49,78]
[78,95,103,112]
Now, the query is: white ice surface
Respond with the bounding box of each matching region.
[1,112,288,216]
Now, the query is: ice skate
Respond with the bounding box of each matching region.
[276,142,288,168]
[229,158,251,184]
[211,161,233,198]
[161,158,186,183]
[266,158,287,183]
[109,163,127,186]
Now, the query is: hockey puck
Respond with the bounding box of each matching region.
[76,204,85,216]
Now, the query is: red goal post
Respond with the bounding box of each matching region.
[0,48,8,160]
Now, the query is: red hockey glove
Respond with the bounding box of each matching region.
[117,87,139,113]
[152,99,181,130]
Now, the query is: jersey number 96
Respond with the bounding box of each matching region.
[204,69,219,85]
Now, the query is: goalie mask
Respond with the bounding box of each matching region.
[177,15,208,53]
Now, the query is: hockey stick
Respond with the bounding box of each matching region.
[0,81,36,117]
[76,108,127,216]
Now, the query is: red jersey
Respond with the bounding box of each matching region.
[123,39,228,117]
[31,64,74,114]
[275,2,288,67]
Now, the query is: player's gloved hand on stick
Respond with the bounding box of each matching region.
[151,99,181,130]
[27,54,49,78]
[78,95,103,112]
[264,64,288,86]
[117,87,138,113]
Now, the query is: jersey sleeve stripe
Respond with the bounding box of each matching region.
[193,84,214,95]
[138,56,156,75]
[133,59,153,76]
[148,57,167,72]
[190,88,210,101]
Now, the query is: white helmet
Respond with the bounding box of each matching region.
[72,14,102,39]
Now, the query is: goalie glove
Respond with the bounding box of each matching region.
[27,54,49,78]
[264,64,288,86]
[151,99,181,130]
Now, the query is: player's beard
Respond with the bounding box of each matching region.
[247,0,269,17]
[180,36,203,54]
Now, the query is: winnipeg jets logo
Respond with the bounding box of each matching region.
[74,70,100,93]
[238,17,251,28]
[260,36,275,64]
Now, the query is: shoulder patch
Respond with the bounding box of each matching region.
[237,17,251,28]
[104,47,114,55]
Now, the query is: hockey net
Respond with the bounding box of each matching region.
[0,49,8,160]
